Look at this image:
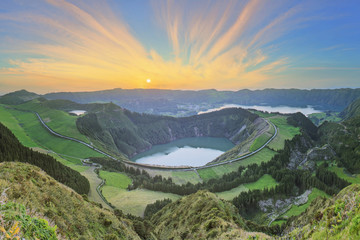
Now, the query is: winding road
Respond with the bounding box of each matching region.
[34,111,277,171]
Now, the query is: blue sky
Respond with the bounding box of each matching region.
[0,0,359,93]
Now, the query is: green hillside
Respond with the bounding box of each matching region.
[0,89,39,105]
[284,184,360,239]
[151,190,270,239]
[0,162,141,240]
[340,97,360,120]
[0,122,89,195]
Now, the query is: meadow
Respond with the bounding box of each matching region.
[266,115,300,150]
[198,148,276,181]
[271,188,330,226]
[216,174,278,201]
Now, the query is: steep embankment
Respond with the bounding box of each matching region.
[0,122,90,195]
[76,103,264,157]
[284,184,360,239]
[340,97,360,120]
[0,162,141,240]
[151,190,269,239]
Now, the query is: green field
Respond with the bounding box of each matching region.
[0,105,39,147]
[3,107,103,159]
[329,166,360,184]
[198,148,276,181]
[14,100,90,143]
[141,168,203,185]
[99,171,132,189]
[249,133,272,152]
[267,116,300,150]
[216,174,278,201]
[308,112,341,126]
[80,167,111,209]
[102,187,180,217]
[273,188,329,224]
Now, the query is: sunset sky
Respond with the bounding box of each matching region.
[0,0,359,94]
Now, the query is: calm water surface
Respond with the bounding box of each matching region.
[198,104,321,116]
[132,137,234,167]
[69,110,87,116]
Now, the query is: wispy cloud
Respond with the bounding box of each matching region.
[296,67,360,71]
[0,0,310,92]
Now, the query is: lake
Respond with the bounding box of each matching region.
[132,137,235,167]
[198,104,322,116]
[69,110,87,116]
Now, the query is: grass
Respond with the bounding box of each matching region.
[308,112,341,126]
[279,188,329,218]
[0,105,39,147]
[14,100,89,143]
[245,174,278,190]
[99,171,132,189]
[5,107,103,159]
[249,133,272,152]
[198,148,276,181]
[267,116,300,150]
[329,166,360,184]
[139,169,203,185]
[102,187,180,217]
[80,167,112,209]
[216,174,278,201]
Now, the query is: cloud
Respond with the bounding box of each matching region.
[0,0,309,92]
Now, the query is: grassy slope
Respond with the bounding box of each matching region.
[14,99,90,143]
[151,190,269,240]
[285,184,360,239]
[198,148,276,181]
[99,170,180,217]
[0,162,141,240]
[99,171,132,189]
[80,167,111,209]
[280,188,329,218]
[3,107,102,159]
[329,166,360,184]
[249,123,275,152]
[267,115,300,150]
[102,187,181,217]
[216,174,278,201]
[0,105,39,147]
[308,112,341,126]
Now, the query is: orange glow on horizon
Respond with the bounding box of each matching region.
[0,0,305,93]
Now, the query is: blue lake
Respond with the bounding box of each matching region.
[198,104,322,116]
[132,137,234,167]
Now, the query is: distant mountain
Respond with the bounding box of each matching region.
[0,89,39,105]
[339,97,360,120]
[43,88,360,114]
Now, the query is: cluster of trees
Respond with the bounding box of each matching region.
[318,116,360,173]
[0,123,90,195]
[144,198,172,219]
[287,112,319,140]
[92,133,349,201]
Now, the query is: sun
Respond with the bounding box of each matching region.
[146,79,151,83]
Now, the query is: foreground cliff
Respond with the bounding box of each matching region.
[284,184,360,239]
[0,162,141,240]
[151,190,270,239]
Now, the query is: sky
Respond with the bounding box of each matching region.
[0,0,360,94]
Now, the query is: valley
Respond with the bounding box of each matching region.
[1,89,360,239]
